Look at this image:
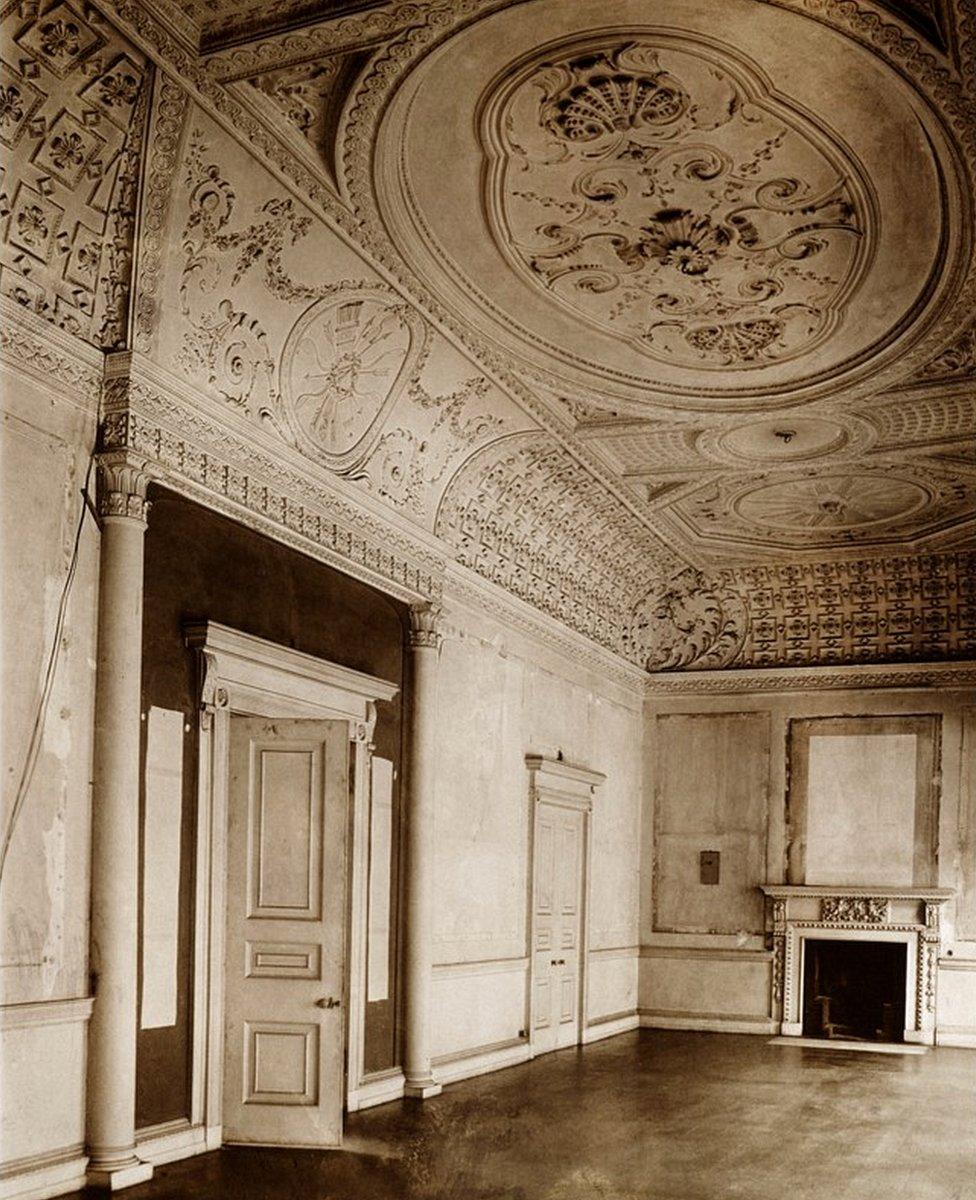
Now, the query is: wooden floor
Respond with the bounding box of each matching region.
[82,1030,976,1200]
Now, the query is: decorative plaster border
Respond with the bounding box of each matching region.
[645,659,976,695]
[0,300,103,411]
[101,352,445,604]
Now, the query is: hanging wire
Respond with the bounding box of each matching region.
[0,450,97,883]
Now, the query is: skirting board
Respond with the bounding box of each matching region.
[433,1038,531,1086]
[640,1011,778,1035]
[582,1013,639,1044]
[136,1120,211,1166]
[347,1071,406,1112]
[0,1150,87,1200]
[936,1028,976,1048]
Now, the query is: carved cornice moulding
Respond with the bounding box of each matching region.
[0,297,103,410]
[644,658,976,695]
[101,351,447,603]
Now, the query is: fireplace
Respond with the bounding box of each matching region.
[760,885,951,1045]
[801,939,907,1042]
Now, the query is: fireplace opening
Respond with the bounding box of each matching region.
[801,939,907,1043]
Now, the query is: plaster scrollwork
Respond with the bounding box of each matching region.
[625,567,748,671]
[820,896,889,924]
[912,317,976,381]
[177,134,307,412]
[176,137,507,517]
[484,37,869,370]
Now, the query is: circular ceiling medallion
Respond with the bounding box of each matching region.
[732,473,930,531]
[373,0,965,411]
[705,417,853,464]
[485,38,872,373]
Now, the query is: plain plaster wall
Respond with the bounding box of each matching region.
[430,597,643,1065]
[0,361,100,1178]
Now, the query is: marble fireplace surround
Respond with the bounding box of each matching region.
[761,885,953,1045]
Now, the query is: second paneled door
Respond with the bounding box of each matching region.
[531,800,585,1054]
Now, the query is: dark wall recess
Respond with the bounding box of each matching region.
[136,486,406,1128]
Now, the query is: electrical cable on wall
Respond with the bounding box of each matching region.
[0,450,97,883]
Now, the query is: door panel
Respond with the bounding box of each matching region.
[531,801,585,1055]
[225,717,349,1147]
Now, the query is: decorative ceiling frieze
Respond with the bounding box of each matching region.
[628,550,976,671]
[434,431,687,659]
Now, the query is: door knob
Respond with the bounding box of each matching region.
[315,996,341,1009]
[550,959,566,966]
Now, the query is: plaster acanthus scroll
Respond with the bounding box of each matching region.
[625,567,747,670]
[133,72,190,354]
[820,897,889,924]
[408,602,443,651]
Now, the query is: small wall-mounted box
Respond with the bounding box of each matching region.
[699,850,720,885]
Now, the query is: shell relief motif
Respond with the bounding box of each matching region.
[483,37,875,371]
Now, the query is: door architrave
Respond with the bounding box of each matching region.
[524,754,604,1059]
[182,621,398,1150]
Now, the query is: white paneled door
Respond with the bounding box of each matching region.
[531,801,585,1054]
[224,717,349,1146]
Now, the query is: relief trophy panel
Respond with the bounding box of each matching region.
[151,117,526,530]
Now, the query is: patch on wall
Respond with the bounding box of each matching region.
[786,714,941,888]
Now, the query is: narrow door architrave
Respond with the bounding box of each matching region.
[525,755,604,1058]
[181,621,398,1151]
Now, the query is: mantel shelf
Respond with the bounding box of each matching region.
[760,885,953,902]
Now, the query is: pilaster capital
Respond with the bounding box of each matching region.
[408,602,443,651]
[96,451,152,524]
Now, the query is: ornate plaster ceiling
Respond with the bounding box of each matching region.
[5,0,972,672]
[371,2,967,413]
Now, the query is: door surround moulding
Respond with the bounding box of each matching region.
[179,620,398,1154]
[524,755,605,1060]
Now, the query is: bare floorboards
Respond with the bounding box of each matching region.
[78,1030,976,1200]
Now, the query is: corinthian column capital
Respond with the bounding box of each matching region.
[96,452,151,524]
[408,601,443,651]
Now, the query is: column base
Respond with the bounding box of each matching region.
[403,1076,442,1100]
[87,1158,154,1190]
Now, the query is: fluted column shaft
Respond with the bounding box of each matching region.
[402,603,443,1098]
[86,454,154,1190]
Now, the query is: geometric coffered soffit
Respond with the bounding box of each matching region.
[1,0,149,348]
